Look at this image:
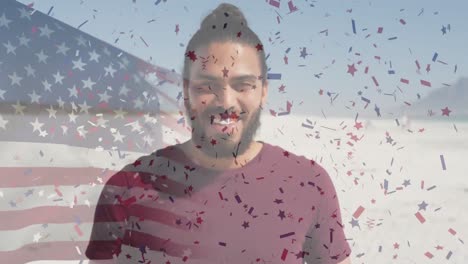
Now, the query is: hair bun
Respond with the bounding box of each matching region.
[200,3,248,30]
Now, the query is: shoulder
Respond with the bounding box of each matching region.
[265,141,329,175]
[265,142,335,194]
[105,144,181,187]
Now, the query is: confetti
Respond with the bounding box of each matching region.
[267,73,282,80]
[287,0,298,13]
[415,212,426,224]
[420,80,431,87]
[269,0,280,8]
[448,228,457,235]
[351,19,357,34]
[353,206,365,219]
[424,252,433,259]
[446,251,453,260]
[77,20,88,29]
[234,194,242,203]
[140,36,149,47]
[46,6,54,16]
[440,154,446,170]
[280,248,288,261]
[279,232,295,238]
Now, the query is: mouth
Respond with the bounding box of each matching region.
[209,115,241,134]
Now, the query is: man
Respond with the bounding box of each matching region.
[86,3,352,263]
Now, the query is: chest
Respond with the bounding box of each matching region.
[123,173,315,263]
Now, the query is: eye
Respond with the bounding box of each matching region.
[195,83,212,93]
[233,82,253,91]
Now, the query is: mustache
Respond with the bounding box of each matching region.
[205,109,245,119]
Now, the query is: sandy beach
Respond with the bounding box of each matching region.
[18,114,468,264]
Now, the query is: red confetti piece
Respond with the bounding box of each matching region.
[424,252,434,259]
[353,206,365,219]
[269,0,280,8]
[54,186,63,197]
[400,78,409,84]
[448,228,457,235]
[415,212,426,224]
[420,80,431,87]
[287,0,298,13]
[372,76,379,86]
[399,19,406,25]
[377,27,383,33]
[74,224,83,236]
[280,248,288,261]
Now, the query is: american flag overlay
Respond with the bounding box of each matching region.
[0,0,190,262]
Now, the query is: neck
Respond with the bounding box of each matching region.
[181,139,263,170]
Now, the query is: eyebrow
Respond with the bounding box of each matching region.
[194,73,258,82]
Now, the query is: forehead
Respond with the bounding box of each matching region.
[189,42,262,81]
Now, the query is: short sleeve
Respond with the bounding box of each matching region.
[85,169,131,260]
[302,167,352,264]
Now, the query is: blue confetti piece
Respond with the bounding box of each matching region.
[267,73,282,80]
[432,52,438,62]
[388,70,395,74]
[351,19,356,34]
[47,6,54,16]
[388,36,398,40]
[77,20,88,29]
[440,154,446,170]
[285,47,291,53]
[234,194,242,203]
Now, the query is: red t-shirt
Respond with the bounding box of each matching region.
[85,141,351,263]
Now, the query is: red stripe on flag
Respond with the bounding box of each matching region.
[0,203,192,230]
[0,167,191,193]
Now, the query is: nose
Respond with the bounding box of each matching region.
[216,85,237,110]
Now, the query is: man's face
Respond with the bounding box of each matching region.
[183,41,268,159]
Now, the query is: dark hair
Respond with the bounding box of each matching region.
[182,3,267,87]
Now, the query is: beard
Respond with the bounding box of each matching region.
[184,101,263,159]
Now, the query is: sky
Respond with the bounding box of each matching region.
[16,0,468,118]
